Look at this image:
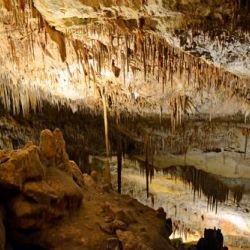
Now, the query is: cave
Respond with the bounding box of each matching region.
[0,0,250,249]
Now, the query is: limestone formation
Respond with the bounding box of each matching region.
[53,128,70,169]
[0,129,84,245]
[0,145,45,190]
[0,0,249,248]
[12,168,83,229]
[68,160,85,188]
[39,129,57,166]
[0,128,176,249]
[106,237,123,250]
[116,230,154,250]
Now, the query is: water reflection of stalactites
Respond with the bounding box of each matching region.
[112,162,250,248]
[162,165,245,212]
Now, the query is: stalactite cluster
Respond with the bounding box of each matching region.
[0,73,42,116]
[137,134,155,198]
[162,165,245,212]
[0,1,249,125]
[66,22,250,130]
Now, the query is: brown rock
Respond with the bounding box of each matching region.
[112,219,128,231]
[106,237,123,250]
[116,230,153,250]
[25,167,83,207]
[99,222,114,235]
[68,160,84,188]
[104,216,114,223]
[91,170,98,182]
[23,179,59,204]
[100,203,115,224]
[0,150,10,164]
[0,206,5,250]
[45,167,83,209]
[53,128,69,170]
[11,168,83,229]
[39,129,56,164]
[8,195,58,229]
[102,183,112,193]
[101,202,113,214]
[53,128,67,157]
[24,141,34,148]
[115,210,136,225]
[0,145,45,190]
[83,174,96,188]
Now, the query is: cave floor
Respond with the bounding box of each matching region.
[17,172,174,250]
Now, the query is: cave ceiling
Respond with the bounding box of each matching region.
[0,0,250,127]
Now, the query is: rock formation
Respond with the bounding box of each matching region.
[0,129,174,250]
[0,129,83,248]
[0,206,5,250]
[0,0,249,248]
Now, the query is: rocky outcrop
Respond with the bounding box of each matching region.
[9,167,83,230]
[0,128,84,247]
[0,128,175,250]
[0,206,5,250]
[0,144,45,190]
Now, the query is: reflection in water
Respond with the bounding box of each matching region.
[111,161,250,249]
[161,165,244,212]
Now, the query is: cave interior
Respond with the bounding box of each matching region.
[0,0,250,249]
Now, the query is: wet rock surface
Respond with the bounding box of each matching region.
[0,129,174,250]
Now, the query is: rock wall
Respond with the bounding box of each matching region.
[0,128,84,249]
[0,128,175,250]
[0,206,5,250]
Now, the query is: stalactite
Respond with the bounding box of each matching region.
[144,135,150,198]
[18,0,26,11]
[162,165,243,212]
[233,185,244,204]
[101,86,111,184]
[45,22,66,62]
[149,136,154,183]
[117,133,122,194]
[242,128,249,159]
[112,60,121,78]
[142,39,146,81]
[2,0,12,11]
[1,1,250,122]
